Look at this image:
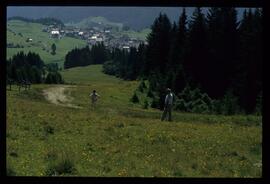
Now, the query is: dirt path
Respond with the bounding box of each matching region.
[43,85,82,109]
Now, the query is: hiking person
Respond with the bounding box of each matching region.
[161,88,174,121]
[89,90,100,106]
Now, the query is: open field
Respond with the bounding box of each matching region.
[6,65,262,177]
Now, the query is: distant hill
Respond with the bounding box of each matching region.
[7,20,87,66]
[7,7,186,30]
[67,16,124,30]
[7,7,246,30]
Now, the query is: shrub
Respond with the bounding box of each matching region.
[45,153,76,176]
[45,72,64,84]
[147,89,154,98]
[221,90,240,115]
[131,93,139,103]
[191,98,204,108]
[192,101,210,114]
[151,96,160,108]
[44,125,54,135]
[186,101,195,112]
[138,80,146,92]
[103,60,117,75]
[174,98,186,111]
[143,99,149,109]
[179,85,192,102]
[9,151,18,157]
[176,86,214,114]
[201,93,212,106]
[190,88,202,101]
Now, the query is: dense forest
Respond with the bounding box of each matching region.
[64,43,109,69]
[7,52,64,84]
[102,7,262,115]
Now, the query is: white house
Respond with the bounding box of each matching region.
[78,31,84,36]
[26,38,33,42]
[51,30,60,38]
[91,35,97,40]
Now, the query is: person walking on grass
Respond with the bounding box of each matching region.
[90,89,100,107]
[161,88,174,121]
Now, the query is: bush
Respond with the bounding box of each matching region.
[103,60,117,75]
[151,96,160,108]
[211,99,223,114]
[44,125,54,135]
[190,88,202,100]
[174,98,186,111]
[192,101,210,114]
[201,93,212,106]
[45,153,76,176]
[45,72,64,84]
[175,86,214,114]
[147,89,154,98]
[191,98,204,108]
[138,80,146,92]
[179,85,192,102]
[131,93,139,103]
[221,90,240,115]
[143,99,149,109]
[184,101,193,112]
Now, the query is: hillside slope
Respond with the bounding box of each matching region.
[7,20,87,66]
[7,65,262,177]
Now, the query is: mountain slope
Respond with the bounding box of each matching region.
[7,65,262,177]
[7,20,87,66]
[68,16,123,30]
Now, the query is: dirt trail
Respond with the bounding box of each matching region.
[43,85,82,109]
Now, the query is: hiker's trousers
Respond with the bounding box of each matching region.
[161,104,172,121]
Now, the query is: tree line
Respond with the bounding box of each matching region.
[103,7,262,115]
[8,16,65,27]
[7,51,64,84]
[64,42,109,69]
[103,44,145,80]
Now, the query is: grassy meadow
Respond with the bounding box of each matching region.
[6,65,262,177]
[7,20,87,67]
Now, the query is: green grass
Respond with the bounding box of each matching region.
[7,20,87,67]
[111,28,151,41]
[7,65,262,177]
[122,28,151,41]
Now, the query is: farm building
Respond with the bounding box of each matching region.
[26,38,33,42]
[51,30,60,38]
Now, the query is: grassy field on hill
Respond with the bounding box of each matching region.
[6,65,262,177]
[7,20,87,67]
[121,28,151,41]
